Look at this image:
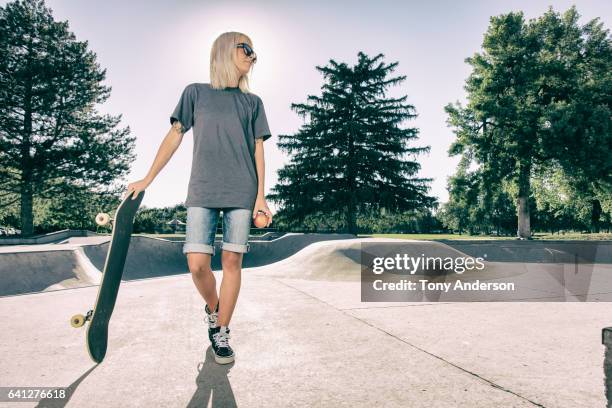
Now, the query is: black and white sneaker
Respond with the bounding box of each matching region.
[212,327,235,364]
[204,302,220,344]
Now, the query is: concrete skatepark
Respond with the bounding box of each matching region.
[1,231,612,407]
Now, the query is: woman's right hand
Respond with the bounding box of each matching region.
[124,178,151,200]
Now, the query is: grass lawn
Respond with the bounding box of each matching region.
[358,232,612,241]
[358,233,516,241]
[134,232,612,241]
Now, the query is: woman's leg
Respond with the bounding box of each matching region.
[217,208,252,327]
[187,253,218,311]
[183,207,220,312]
[218,251,242,326]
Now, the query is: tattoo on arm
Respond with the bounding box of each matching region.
[172,120,185,135]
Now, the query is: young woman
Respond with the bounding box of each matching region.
[124,32,273,365]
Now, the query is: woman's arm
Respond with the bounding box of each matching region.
[254,138,265,198]
[124,121,184,199]
[253,138,273,226]
[143,121,185,184]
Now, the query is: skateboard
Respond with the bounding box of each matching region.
[70,190,145,363]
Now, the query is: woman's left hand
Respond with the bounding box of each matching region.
[253,198,273,227]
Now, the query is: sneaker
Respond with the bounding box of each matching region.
[212,327,235,364]
[204,302,220,344]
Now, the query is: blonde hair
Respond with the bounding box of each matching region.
[210,32,255,93]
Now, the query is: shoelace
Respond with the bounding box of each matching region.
[215,331,231,348]
[205,306,219,328]
[206,311,218,328]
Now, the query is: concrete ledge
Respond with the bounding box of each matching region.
[0,229,103,246]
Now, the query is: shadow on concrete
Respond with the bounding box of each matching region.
[187,347,237,407]
[35,364,98,407]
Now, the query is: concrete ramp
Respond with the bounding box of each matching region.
[83,236,188,280]
[250,238,482,281]
[0,248,101,296]
[84,234,356,280]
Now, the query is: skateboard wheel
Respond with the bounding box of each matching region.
[95,213,111,226]
[71,314,86,328]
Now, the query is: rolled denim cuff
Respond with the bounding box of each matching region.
[183,242,216,255]
[221,242,250,253]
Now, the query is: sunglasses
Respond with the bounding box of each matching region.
[236,42,257,63]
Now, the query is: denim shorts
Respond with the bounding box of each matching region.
[183,207,252,255]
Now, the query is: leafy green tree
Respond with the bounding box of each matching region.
[531,163,579,233]
[0,0,135,236]
[133,208,162,234]
[524,161,611,234]
[439,157,516,236]
[34,178,122,232]
[535,8,612,233]
[445,6,611,238]
[440,164,477,235]
[267,52,436,234]
[133,204,187,234]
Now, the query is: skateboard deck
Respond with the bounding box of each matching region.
[70,190,145,363]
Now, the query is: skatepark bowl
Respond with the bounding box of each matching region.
[0,232,359,297]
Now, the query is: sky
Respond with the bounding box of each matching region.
[5,0,611,211]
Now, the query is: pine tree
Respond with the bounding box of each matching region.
[0,0,135,236]
[267,52,436,234]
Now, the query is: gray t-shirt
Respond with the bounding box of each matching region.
[170,83,271,209]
